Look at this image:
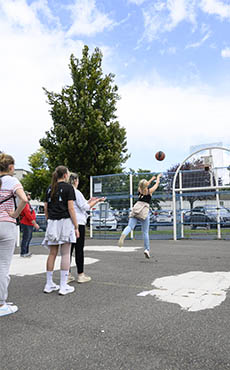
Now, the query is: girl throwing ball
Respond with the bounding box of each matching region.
[118,173,162,258]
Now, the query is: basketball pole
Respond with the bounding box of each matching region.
[129,173,134,240]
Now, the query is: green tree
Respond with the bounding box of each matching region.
[21,148,51,201]
[40,45,129,197]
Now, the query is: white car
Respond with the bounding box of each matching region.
[92,210,117,231]
[156,210,173,224]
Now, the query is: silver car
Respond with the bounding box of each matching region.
[92,210,117,231]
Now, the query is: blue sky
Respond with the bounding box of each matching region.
[1,0,230,174]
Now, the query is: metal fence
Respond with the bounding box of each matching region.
[90,167,230,241]
[90,172,173,240]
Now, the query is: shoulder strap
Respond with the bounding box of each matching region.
[0,194,14,205]
[0,174,16,205]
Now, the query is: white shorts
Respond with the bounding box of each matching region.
[42,218,76,247]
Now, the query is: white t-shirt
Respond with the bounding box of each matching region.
[0,175,23,223]
[73,188,90,225]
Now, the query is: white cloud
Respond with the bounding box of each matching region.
[159,46,177,55]
[221,47,230,58]
[142,0,197,42]
[117,78,230,170]
[186,31,211,48]
[166,0,192,30]
[67,0,114,37]
[139,0,230,43]
[1,0,230,174]
[31,0,60,25]
[0,0,39,28]
[128,0,147,4]
[0,0,83,168]
[200,0,230,19]
[0,0,115,169]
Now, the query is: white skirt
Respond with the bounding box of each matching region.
[42,218,76,247]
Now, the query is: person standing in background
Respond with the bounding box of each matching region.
[68,173,105,284]
[0,153,27,317]
[20,191,40,257]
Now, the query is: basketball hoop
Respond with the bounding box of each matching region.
[201,155,212,172]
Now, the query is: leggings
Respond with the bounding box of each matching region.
[70,225,85,274]
[0,222,17,305]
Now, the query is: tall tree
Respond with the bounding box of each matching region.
[40,45,129,197]
[21,148,51,201]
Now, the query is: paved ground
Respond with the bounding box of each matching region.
[1,238,230,370]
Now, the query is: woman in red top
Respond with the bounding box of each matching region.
[20,192,39,257]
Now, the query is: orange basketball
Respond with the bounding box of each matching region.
[155,151,165,161]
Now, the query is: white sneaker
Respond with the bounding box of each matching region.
[67,273,75,284]
[58,285,75,296]
[144,250,150,259]
[77,274,91,283]
[0,303,18,317]
[43,283,60,294]
[118,234,126,247]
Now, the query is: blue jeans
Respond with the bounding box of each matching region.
[122,213,150,251]
[20,224,34,255]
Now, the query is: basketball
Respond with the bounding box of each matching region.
[155,151,165,161]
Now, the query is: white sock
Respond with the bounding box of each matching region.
[46,271,54,286]
[60,270,69,288]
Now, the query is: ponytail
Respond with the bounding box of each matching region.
[50,165,68,199]
[69,172,79,185]
[138,179,148,194]
[50,172,58,199]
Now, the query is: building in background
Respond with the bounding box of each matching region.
[14,168,30,181]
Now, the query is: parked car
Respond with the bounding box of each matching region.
[155,210,173,225]
[190,207,230,229]
[35,214,47,232]
[92,209,117,231]
[31,202,47,231]
[116,210,130,230]
[182,210,192,225]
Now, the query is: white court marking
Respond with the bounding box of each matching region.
[137,271,230,312]
[84,246,142,252]
[10,245,140,276]
[10,255,99,276]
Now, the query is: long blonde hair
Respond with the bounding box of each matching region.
[138,179,148,194]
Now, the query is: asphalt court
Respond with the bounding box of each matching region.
[1,238,230,370]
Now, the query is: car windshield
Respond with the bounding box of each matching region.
[208,208,230,216]
[158,211,171,216]
[93,210,114,219]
